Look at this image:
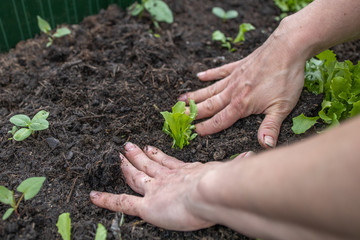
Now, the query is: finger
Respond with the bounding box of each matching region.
[121,155,152,195]
[236,151,255,159]
[178,77,228,104]
[90,191,142,217]
[196,61,239,81]
[124,142,167,177]
[257,113,285,148]
[195,102,245,136]
[144,145,185,169]
[194,91,230,119]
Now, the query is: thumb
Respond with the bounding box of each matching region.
[257,113,285,148]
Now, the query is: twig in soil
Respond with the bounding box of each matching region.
[66,177,78,203]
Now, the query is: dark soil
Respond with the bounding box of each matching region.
[0,0,359,239]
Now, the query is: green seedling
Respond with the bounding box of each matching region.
[0,177,46,220]
[292,50,360,134]
[56,212,108,240]
[212,7,238,22]
[8,110,49,141]
[57,212,71,240]
[95,223,107,240]
[37,16,71,47]
[273,0,313,19]
[161,99,198,149]
[128,0,173,29]
[212,23,255,52]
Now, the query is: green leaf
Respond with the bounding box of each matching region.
[212,7,226,19]
[46,38,53,47]
[8,126,18,135]
[291,113,319,134]
[95,223,107,240]
[350,100,360,117]
[32,110,49,121]
[172,101,186,114]
[2,208,14,220]
[10,114,31,127]
[29,119,49,131]
[225,10,238,19]
[212,30,226,43]
[189,99,198,120]
[233,23,255,43]
[129,3,144,16]
[37,16,51,34]
[273,0,313,13]
[56,212,71,240]
[13,128,33,141]
[0,186,14,205]
[316,49,337,66]
[17,177,46,201]
[53,28,71,38]
[145,0,173,24]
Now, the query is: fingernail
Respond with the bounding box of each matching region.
[119,152,125,160]
[125,142,135,151]
[197,71,205,78]
[178,94,187,101]
[90,191,101,199]
[264,136,275,148]
[144,145,152,152]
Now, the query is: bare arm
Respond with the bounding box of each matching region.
[179,0,360,148]
[194,116,360,240]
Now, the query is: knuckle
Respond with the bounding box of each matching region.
[207,85,217,97]
[205,98,215,112]
[211,114,223,130]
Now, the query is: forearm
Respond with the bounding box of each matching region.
[273,0,360,60]
[190,116,360,240]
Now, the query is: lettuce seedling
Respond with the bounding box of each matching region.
[292,50,360,134]
[0,177,46,220]
[128,0,173,29]
[161,99,198,149]
[37,16,71,47]
[212,7,238,22]
[273,0,313,19]
[8,110,49,141]
[212,23,255,52]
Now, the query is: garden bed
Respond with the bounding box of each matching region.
[0,0,359,239]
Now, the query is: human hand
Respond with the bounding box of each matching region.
[179,35,306,148]
[90,142,253,231]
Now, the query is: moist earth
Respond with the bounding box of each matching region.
[0,0,359,239]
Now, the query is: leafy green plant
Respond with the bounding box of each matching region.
[37,16,71,47]
[57,212,71,240]
[128,0,173,29]
[273,0,313,19]
[161,99,198,149]
[292,50,360,134]
[212,23,255,52]
[0,177,46,220]
[212,7,238,22]
[8,110,49,141]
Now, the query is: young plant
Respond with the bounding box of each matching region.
[37,16,71,47]
[128,0,173,29]
[292,50,360,134]
[161,99,198,149]
[0,177,46,220]
[212,23,255,52]
[57,212,71,240]
[212,7,238,22]
[273,0,313,19]
[8,110,49,141]
[95,223,107,240]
